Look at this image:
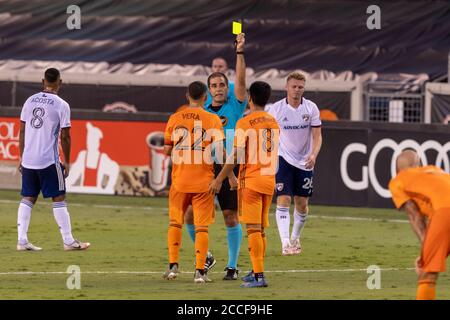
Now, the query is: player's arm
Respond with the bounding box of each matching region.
[164,145,173,155]
[305,127,322,169]
[60,127,71,178]
[401,200,427,244]
[18,121,26,172]
[164,117,174,155]
[234,33,246,102]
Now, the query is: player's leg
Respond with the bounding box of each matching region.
[417,272,439,300]
[275,156,294,254]
[42,163,89,250]
[164,188,190,279]
[416,209,450,299]
[217,166,242,279]
[240,188,268,288]
[184,205,195,242]
[290,168,314,254]
[17,166,41,251]
[184,205,216,272]
[192,191,215,283]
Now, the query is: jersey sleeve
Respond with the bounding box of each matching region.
[60,102,71,128]
[388,178,410,209]
[164,116,174,146]
[311,102,322,127]
[229,91,247,117]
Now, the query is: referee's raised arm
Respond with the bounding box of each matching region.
[234,33,246,102]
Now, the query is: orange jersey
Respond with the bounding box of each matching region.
[164,107,224,193]
[389,165,450,218]
[234,110,279,195]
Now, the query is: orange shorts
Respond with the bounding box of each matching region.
[421,208,450,273]
[168,187,215,226]
[238,187,273,227]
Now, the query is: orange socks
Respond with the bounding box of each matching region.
[195,226,209,270]
[261,231,267,258]
[247,228,264,273]
[417,280,436,300]
[168,223,182,264]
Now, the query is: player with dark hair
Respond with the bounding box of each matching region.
[17,68,90,251]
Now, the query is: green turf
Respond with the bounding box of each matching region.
[0,189,448,300]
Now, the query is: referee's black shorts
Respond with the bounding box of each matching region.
[214,163,239,211]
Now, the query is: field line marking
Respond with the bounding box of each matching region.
[0,267,415,276]
[0,199,408,223]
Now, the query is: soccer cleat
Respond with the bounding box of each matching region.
[223,267,239,280]
[240,278,268,288]
[163,265,179,280]
[282,246,294,256]
[194,270,212,283]
[241,271,255,283]
[17,242,42,251]
[290,238,302,255]
[64,240,90,251]
[204,251,217,272]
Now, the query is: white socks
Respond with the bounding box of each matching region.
[275,206,291,248]
[18,199,34,245]
[53,202,75,245]
[291,209,308,241]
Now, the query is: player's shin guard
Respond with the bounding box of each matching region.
[18,199,34,244]
[53,202,75,245]
[168,223,182,264]
[417,280,436,300]
[226,224,242,269]
[247,228,264,274]
[186,223,196,243]
[291,209,308,240]
[195,226,209,271]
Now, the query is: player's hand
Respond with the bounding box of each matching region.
[236,33,245,52]
[228,175,238,191]
[17,163,22,175]
[209,178,222,195]
[415,256,423,276]
[62,162,70,178]
[305,154,316,170]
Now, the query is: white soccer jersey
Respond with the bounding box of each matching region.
[266,97,321,171]
[20,92,71,169]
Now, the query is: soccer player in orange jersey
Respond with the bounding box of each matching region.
[389,150,450,300]
[209,81,279,287]
[163,81,225,283]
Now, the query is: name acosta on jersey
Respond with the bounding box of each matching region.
[31,97,54,105]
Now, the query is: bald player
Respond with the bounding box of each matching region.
[389,150,450,300]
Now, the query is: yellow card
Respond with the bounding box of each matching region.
[232,21,242,35]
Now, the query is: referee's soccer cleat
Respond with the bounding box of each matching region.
[241,271,255,283]
[163,265,179,280]
[17,242,42,251]
[240,278,268,288]
[64,240,90,251]
[204,251,217,272]
[194,270,212,283]
[223,267,239,280]
[282,246,294,256]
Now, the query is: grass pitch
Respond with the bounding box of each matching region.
[0,189,448,300]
